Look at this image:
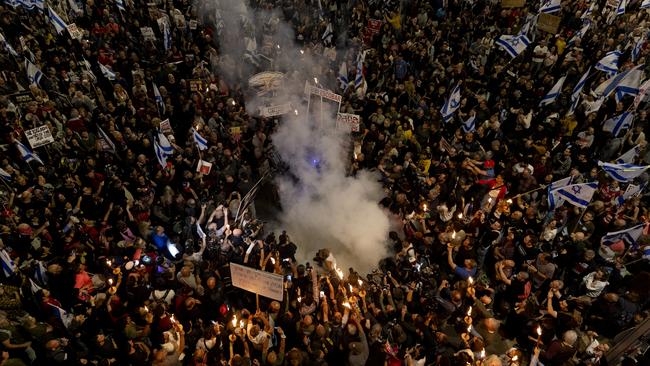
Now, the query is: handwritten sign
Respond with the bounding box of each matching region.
[230,263,284,301]
[336,113,361,132]
[305,84,343,103]
[159,119,172,133]
[537,13,561,34]
[67,23,83,40]
[140,27,156,41]
[259,103,292,117]
[25,125,54,148]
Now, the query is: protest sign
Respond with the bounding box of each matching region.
[501,0,525,8]
[140,27,156,41]
[305,84,342,103]
[189,79,203,92]
[159,119,172,133]
[367,19,382,34]
[336,113,361,132]
[67,23,83,40]
[189,20,198,30]
[259,103,293,117]
[230,262,284,301]
[537,13,561,34]
[248,72,285,96]
[196,160,212,175]
[9,92,36,109]
[25,125,54,148]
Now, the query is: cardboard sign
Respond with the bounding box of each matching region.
[67,23,83,40]
[336,113,361,132]
[259,103,292,117]
[189,20,198,30]
[189,79,203,92]
[305,84,343,103]
[159,119,172,133]
[501,0,525,8]
[537,13,561,34]
[9,92,36,109]
[25,125,54,148]
[230,262,284,301]
[196,160,212,174]
[140,27,156,40]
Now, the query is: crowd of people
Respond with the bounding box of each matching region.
[0,0,650,365]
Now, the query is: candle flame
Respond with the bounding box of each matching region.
[488,197,493,203]
[231,100,236,106]
[458,212,463,219]
[468,276,474,285]
[107,260,112,267]
[300,50,304,54]
[537,326,542,336]
[423,204,428,211]
[144,306,149,312]
[512,355,518,361]
[231,316,237,327]
[467,325,472,333]
[239,320,244,328]
[294,109,299,115]
[314,77,318,84]
[480,349,485,358]
[170,314,176,323]
[108,278,113,285]
[276,44,280,49]
[467,306,472,316]
[358,279,363,286]
[348,284,353,293]
[451,231,456,239]
[334,265,344,279]
[270,257,276,265]
[319,291,325,298]
[507,199,513,204]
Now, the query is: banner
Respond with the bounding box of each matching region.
[230,262,284,301]
[537,13,561,34]
[336,113,361,132]
[248,72,285,96]
[259,103,293,117]
[196,159,212,175]
[8,92,36,109]
[501,0,525,8]
[140,27,156,41]
[305,84,343,103]
[24,125,54,148]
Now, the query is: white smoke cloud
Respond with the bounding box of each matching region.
[197,0,391,273]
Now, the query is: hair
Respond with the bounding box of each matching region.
[563,330,578,346]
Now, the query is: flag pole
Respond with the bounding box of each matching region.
[570,207,588,234]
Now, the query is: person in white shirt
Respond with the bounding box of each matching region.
[532,40,549,73]
[582,269,609,299]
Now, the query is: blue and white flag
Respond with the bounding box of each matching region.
[614,65,644,102]
[162,20,171,51]
[550,182,598,208]
[601,223,645,248]
[16,140,43,164]
[568,67,591,115]
[157,132,174,157]
[354,52,364,90]
[29,278,42,294]
[616,183,644,205]
[338,62,348,91]
[191,127,208,150]
[602,112,634,137]
[595,51,622,76]
[34,260,48,286]
[16,0,43,10]
[25,59,43,86]
[152,82,165,115]
[539,76,566,106]
[568,23,590,46]
[0,32,18,57]
[548,176,572,210]
[96,125,116,153]
[632,36,644,62]
[48,303,73,328]
[99,63,116,81]
[440,83,462,122]
[322,22,333,46]
[582,2,595,21]
[48,7,68,34]
[594,64,645,99]
[539,0,561,13]
[496,34,530,58]
[642,0,650,9]
[616,0,627,15]
[461,114,476,133]
[115,0,125,12]
[599,161,650,182]
[0,249,16,277]
[519,14,538,40]
[154,140,167,168]
[616,145,641,164]
[0,167,11,181]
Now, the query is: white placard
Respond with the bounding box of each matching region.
[259,103,292,117]
[24,126,54,148]
[67,23,83,40]
[140,27,156,40]
[305,84,342,103]
[196,159,212,174]
[336,113,361,132]
[229,263,284,301]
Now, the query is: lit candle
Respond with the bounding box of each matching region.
[106,260,112,267]
[423,204,428,211]
[536,325,542,347]
[451,231,456,240]
[170,314,176,323]
[300,50,304,54]
[314,77,318,84]
[467,306,472,317]
[239,320,244,329]
[276,44,280,49]
[108,278,113,286]
[319,291,325,298]
[231,316,237,328]
[270,257,276,265]
[468,277,474,286]
[458,212,463,219]
[297,296,302,303]
[144,306,149,313]
[348,284,353,293]
[334,265,344,279]
[231,100,236,106]
[294,109,299,115]
[358,279,363,286]
[507,199,513,204]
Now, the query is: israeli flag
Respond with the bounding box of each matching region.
[440,83,462,122]
[601,223,645,248]
[550,182,598,208]
[16,140,43,164]
[599,161,650,182]
[115,0,125,12]
[322,22,333,46]
[568,23,590,46]
[355,54,364,90]
[99,63,116,81]
[539,76,566,106]
[154,140,167,168]
[568,67,591,115]
[48,303,73,328]
[632,36,644,62]
[192,127,208,150]
[153,83,165,115]
[162,20,171,51]
[48,7,67,34]
[614,65,644,102]
[0,249,16,277]
[595,51,622,76]
[642,0,650,9]
[616,145,641,164]
[461,114,476,133]
[616,183,643,205]
[496,34,530,58]
[602,112,634,137]
[34,260,48,286]
[96,125,116,153]
[548,176,572,210]
[0,167,11,181]
[539,0,561,13]
[582,2,596,21]
[519,14,538,40]
[616,0,627,15]
[25,59,43,86]
[0,32,18,57]
[594,64,645,99]
[29,278,43,294]
[338,62,348,91]
[157,132,174,157]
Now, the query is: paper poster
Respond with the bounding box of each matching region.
[159,119,172,133]
[230,262,284,301]
[67,23,83,40]
[24,125,54,148]
[259,103,292,117]
[196,159,212,174]
[336,113,361,132]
